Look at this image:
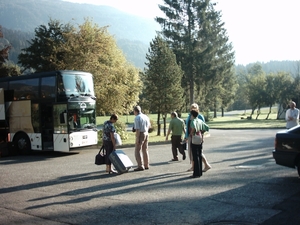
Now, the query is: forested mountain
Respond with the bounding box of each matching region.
[236,61,300,77]
[1,0,299,73]
[0,0,159,69]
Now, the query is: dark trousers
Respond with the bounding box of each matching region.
[171,135,184,159]
[191,143,203,177]
[103,140,114,165]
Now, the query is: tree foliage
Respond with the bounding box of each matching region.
[142,36,184,135]
[18,19,73,72]
[18,19,142,115]
[156,0,236,113]
[245,63,293,119]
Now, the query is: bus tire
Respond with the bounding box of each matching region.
[297,160,300,178]
[14,133,31,155]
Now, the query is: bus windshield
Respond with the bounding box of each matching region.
[67,100,97,131]
[58,73,95,97]
[68,109,96,131]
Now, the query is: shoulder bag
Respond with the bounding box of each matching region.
[191,119,203,145]
[95,145,106,165]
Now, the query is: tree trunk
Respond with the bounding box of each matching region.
[157,113,161,136]
[255,107,260,120]
[265,105,272,120]
[190,79,194,105]
[250,108,255,119]
[163,115,167,136]
[213,100,217,118]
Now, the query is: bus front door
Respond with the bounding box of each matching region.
[41,104,54,150]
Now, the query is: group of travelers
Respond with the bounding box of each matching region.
[101,106,151,174]
[102,100,299,178]
[166,103,211,178]
[102,103,211,179]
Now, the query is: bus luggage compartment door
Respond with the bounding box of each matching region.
[53,133,69,152]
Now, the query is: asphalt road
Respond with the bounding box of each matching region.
[0,129,299,225]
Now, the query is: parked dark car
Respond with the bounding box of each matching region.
[273,125,300,177]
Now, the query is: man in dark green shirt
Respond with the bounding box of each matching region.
[166,112,186,161]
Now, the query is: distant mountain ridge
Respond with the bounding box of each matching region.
[1,0,299,73]
[0,0,160,68]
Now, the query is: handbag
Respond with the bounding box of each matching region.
[95,145,106,165]
[192,131,203,145]
[114,133,122,146]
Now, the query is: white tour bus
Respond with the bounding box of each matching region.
[0,70,98,154]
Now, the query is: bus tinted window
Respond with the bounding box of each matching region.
[60,74,94,96]
[0,82,8,90]
[41,76,56,98]
[10,78,39,100]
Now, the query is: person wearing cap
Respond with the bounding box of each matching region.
[166,111,186,161]
[133,105,151,171]
[285,101,299,129]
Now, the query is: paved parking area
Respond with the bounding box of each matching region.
[1,129,299,225]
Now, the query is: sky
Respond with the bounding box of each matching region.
[64,0,300,65]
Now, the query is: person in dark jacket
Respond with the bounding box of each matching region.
[102,114,118,174]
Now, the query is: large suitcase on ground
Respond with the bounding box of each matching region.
[109,150,133,174]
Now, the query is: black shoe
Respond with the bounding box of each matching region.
[134,167,144,171]
[171,158,179,161]
[189,175,200,178]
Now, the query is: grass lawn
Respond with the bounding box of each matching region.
[96,107,286,146]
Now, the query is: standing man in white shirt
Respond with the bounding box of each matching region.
[285,101,299,129]
[133,105,151,171]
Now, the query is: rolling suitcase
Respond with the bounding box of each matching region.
[109,150,133,174]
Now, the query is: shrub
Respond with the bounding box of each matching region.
[149,119,156,133]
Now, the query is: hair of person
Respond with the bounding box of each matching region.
[134,105,141,113]
[190,103,199,112]
[110,114,118,120]
[290,101,296,107]
[171,111,178,117]
[190,109,199,118]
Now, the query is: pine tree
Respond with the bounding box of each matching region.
[142,36,184,135]
[156,0,235,112]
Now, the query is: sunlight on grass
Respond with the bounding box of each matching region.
[97,108,286,146]
[207,110,286,129]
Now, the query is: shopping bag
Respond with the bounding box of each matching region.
[114,133,122,146]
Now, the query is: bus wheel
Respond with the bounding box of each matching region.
[14,133,31,155]
[297,160,300,178]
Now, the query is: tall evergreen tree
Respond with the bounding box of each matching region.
[142,36,184,135]
[18,19,74,73]
[156,0,235,111]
